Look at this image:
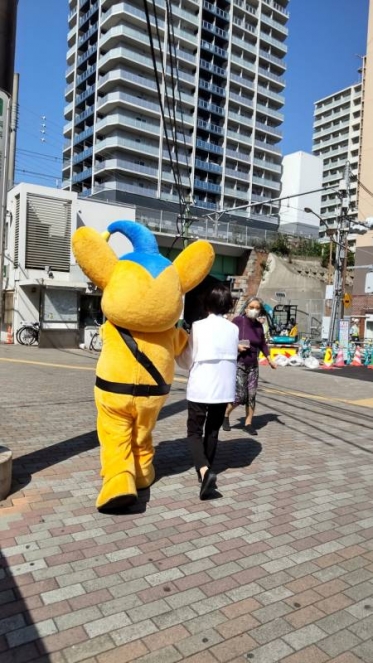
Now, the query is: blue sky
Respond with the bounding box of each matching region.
[14,0,370,186]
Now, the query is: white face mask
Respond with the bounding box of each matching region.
[246,309,260,319]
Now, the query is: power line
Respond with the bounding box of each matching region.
[143,0,186,218]
[358,179,373,200]
[15,168,61,181]
[18,148,62,162]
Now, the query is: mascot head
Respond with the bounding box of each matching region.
[72,220,215,333]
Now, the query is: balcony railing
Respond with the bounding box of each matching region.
[203,1,229,21]
[196,138,224,155]
[200,59,226,77]
[194,178,222,193]
[197,118,224,135]
[195,158,222,174]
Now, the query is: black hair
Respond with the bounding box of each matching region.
[204,283,233,315]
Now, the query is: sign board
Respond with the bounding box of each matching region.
[43,289,78,325]
[365,272,373,294]
[339,319,350,360]
[343,293,352,308]
[325,285,333,300]
[322,316,330,340]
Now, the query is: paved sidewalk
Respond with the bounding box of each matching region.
[1,344,373,663]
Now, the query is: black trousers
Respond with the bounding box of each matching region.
[187,401,227,472]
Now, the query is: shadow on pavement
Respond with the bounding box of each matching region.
[10,431,99,495]
[312,366,373,382]
[9,399,188,495]
[158,398,187,420]
[0,550,51,662]
[154,437,262,481]
[232,412,284,431]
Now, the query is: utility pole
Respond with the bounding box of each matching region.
[0,89,11,339]
[327,163,351,346]
[7,71,18,189]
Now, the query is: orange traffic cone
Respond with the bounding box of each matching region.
[334,347,345,367]
[321,346,334,369]
[351,345,362,367]
[5,325,13,344]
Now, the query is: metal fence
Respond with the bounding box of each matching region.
[135,206,317,250]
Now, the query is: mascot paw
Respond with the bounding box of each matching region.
[136,464,155,490]
[96,473,137,513]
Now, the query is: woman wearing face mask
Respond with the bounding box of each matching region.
[223,296,276,436]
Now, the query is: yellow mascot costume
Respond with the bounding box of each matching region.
[72,220,214,512]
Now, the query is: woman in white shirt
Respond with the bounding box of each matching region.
[179,283,241,499]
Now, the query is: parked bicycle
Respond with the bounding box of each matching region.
[16,321,40,346]
[88,321,103,352]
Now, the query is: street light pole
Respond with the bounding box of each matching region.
[327,164,351,346]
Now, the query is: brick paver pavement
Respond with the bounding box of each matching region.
[1,344,373,663]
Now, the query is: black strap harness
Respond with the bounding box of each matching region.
[95,325,171,397]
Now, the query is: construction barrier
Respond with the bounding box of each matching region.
[334,347,345,367]
[351,346,362,367]
[321,346,334,369]
[5,326,13,344]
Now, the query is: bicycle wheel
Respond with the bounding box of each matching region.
[89,332,102,352]
[18,326,37,346]
[30,330,39,345]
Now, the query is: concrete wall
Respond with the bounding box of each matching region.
[257,253,326,338]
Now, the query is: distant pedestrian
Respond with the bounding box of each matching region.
[223,296,276,436]
[350,319,360,344]
[177,283,242,499]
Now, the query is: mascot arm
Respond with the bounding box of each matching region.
[175,327,194,371]
[173,326,189,357]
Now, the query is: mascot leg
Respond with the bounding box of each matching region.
[95,391,138,512]
[133,397,165,489]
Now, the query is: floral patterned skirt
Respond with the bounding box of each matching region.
[233,364,259,410]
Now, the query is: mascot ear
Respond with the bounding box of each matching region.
[72,227,118,290]
[173,240,215,294]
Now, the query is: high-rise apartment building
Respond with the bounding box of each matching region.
[312,82,362,236]
[62,0,288,220]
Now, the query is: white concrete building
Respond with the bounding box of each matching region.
[62,0,289,223]
[312,82,362,237]
[279,151,323,237]
[3,183,136,345]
